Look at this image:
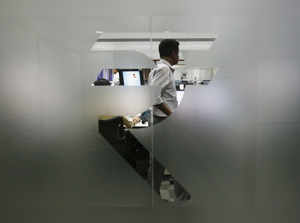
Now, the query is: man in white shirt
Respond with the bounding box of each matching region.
[148,39,191,203]
[148,39,179,124]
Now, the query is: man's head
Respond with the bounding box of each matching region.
[159,39,179,66]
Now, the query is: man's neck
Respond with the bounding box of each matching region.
[161,57,174,66]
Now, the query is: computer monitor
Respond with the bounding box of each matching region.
[119,69,144,86]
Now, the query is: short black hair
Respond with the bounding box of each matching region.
[159,39,179,58]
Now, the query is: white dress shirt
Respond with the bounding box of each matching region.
[148,59,178,117]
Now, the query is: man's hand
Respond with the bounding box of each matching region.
[132,116,141,125]
[155,103,172,116]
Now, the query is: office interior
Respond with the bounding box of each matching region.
[1,2,300,223]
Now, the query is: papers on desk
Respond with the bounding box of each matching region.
[133,121,149,128]
[123,115,149,128]
[124,116,133,122]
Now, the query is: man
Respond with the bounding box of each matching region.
[148,39,179,124]
[148,39,191,204]
[129,40,179,127]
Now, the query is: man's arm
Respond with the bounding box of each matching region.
[155,102,172,116]
[149,67,173,116]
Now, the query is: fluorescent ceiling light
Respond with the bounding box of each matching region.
[91,41,213,51]
[91,32,216,53]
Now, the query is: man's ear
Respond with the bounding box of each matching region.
[170,50,177,60]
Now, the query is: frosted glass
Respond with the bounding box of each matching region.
[86,86,159,117]
[1,13,300,222]
[0,28,159,209]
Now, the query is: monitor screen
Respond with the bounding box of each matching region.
[119,70,144,86]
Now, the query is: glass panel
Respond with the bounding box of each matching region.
[0,16,161,209]
[2,13,300,222]
[149,16,220,207]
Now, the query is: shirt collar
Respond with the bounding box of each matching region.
[158,59,175,72]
